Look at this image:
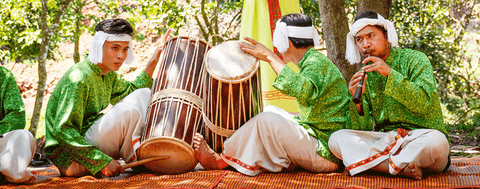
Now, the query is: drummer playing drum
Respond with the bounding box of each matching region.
[194,13,351,176]
[44,18,171,177]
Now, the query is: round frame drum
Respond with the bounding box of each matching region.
[137,36,209,174]
[202,41,263,153]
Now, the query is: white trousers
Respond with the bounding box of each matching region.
[221,105,338,176]
[0,130,36,183]
[85,88,150,162]
[65,88,151,176]
[328,129,449,176]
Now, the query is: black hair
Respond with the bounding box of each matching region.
[354,11,387,37]
[280,13,315,48]
[94,18,134,36]
[354,10,379,22]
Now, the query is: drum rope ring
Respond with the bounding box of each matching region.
[150,88,203,110]
[202,112,237,137]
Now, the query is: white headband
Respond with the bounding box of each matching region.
[88,31,135,65]
[345,13,398,65]
[272,20,320,53]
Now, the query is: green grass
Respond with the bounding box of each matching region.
[450,151,476,158]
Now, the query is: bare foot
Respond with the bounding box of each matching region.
[401,162,422,180]
[193,133,229,170]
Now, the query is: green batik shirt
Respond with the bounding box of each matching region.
[45,59,153,175]
[0,66,26,134]
[273,47,351,164]
[348,47,447,136]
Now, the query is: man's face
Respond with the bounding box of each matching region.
[98,41,130,75]
[354,25,390,60]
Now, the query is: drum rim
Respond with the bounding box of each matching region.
[166,35,212,48]
[204,40,260,83]
[136,137,197,174]
[137,137,196,158]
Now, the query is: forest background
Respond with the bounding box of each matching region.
[0,0,479,156]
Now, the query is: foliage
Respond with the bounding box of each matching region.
[300,0,322,35]
[136,0,190,36]
[300,0,356,44]
[81,1,143,39]
[390,0,480,126]
[191,0,243,45]
[135,0,243,45]
[0,0,42,63]
[0,0,81,64]
[343,0,358,22]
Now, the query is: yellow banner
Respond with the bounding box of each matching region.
[239,0,301,113]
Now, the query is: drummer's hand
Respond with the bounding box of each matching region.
[152,28,172,62]
[144,28,171,77]
[100,160,125,177]
[239,37,279,63]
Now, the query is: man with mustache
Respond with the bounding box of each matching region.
[328,11,450,180]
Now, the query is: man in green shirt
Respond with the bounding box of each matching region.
[45,18,170,177]
[0,66,36,183]
[194,13,351,176]
[328,11,449,180]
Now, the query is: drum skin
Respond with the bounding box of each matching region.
[138,36,209,174]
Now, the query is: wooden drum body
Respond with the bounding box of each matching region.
[138,36,209,174]
[202,41,263,153]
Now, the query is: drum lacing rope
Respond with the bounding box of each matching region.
[150,88,203,109]
[202,113,237,137]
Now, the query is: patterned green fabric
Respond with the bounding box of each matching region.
[0,66,26,134]
[273,47,351,164]
[347,47,447,136]
[45,59,153,175]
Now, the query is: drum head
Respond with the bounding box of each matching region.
[137,137,196,174]
[205,41,259,83]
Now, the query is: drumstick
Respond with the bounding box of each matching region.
[122,156,169,169]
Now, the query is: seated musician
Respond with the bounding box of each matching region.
[0,66,36,183]
[328,11,450,180]
[44,18,170,177]
[194,13,351,176]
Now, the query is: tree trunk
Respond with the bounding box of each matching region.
[73,1,83,64]
[356,0,392,18]
[30,0,73,136]
[318,0,358,81]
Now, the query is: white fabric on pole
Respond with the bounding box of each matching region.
[345,13,398,65]
[0,130,36,183]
